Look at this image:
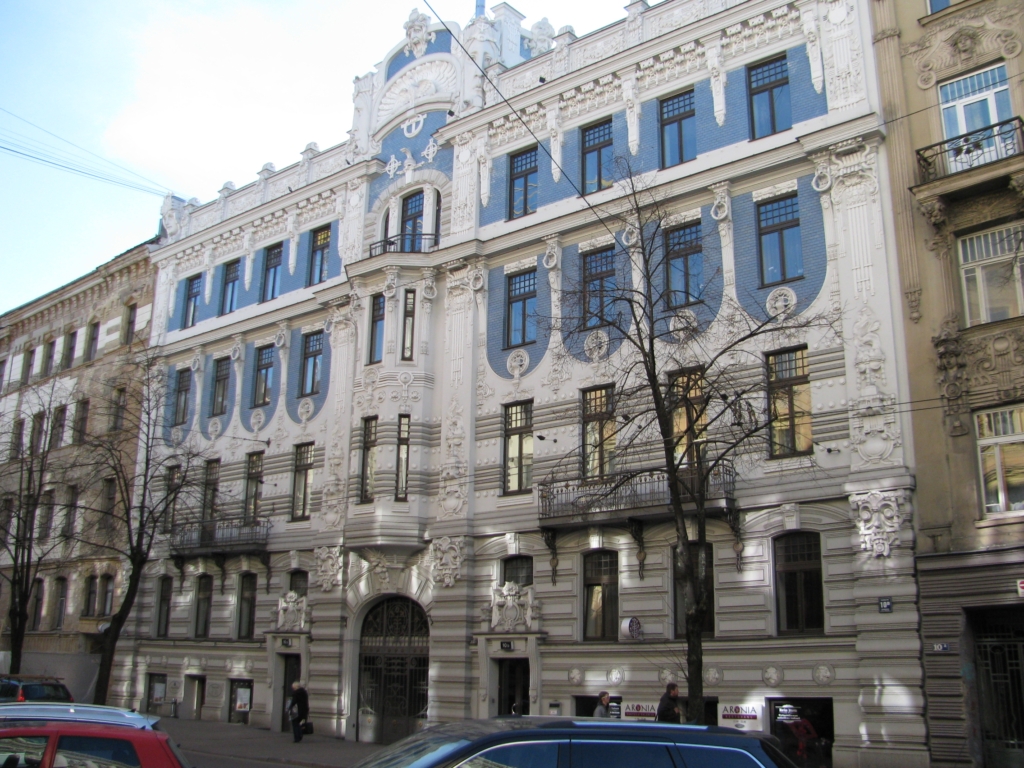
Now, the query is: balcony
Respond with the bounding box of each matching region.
[170,516,270,556]
[914,117,1024,204]
[538,462,735,528]
[368,232,440,259]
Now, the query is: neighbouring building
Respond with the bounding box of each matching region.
[871,0,1024,765]
[112,2,929,766]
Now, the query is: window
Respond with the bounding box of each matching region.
[290,570,309,597]
[30,579,44,631]
[238,573,257,639]
[30,412,44,455]
[401,290,416,361]
[0,498,11,544]
[666,223,703,306]
[749,57,791,139]
[583,550,619,640]
[759,196,802,286]
[21,348,34,385]
[123,303,137,345]
[301,332,323,397]
[674,543,714,637]
[183,275,201,328]
[368,294,385,364]
[976,406,1024,514]
[221,260,240,315]
[211,358,230,416]
[73,399,89,444]
[463,743,559,768]
[768,348,811,458]
[55,736,140,768]
[583,248,616,328]
[156,575,173,638]
[506,271,537,347]
[100,574,114,615]
[961,224,1024,326]
[502,555,533,587]
[582,120,614,194]
[85,321,100,362]
[62,486,78,538]
[173,370,191,425]
[83,576,98,617]
[54,578,67,630]
[573,743,675,768]
[263,244,283,302]
[775,532,824,634]
[360,417,378,503]
[61,331,76,370]
[396,415,411,501]
[37,491,54,539]
[0,359,5,389]
[582,386,616,480]
[165,465,181,531]
[661,90,696,168]
[309,226,331,286]
[401,191,425,252]
[0,735,48,768]
[49,406,66,451]
[929,0,950,10]
[292,443,314,520]
[42,340,56,377]
[194,575,213,638]
[102,478,117,516]
[244,452,264,520]
[10,419,24,460]
[111,387,127,431]
[940,64,1012,170]
[203,459,220,519]
[253,346,274,407]
[671,369,706,465]
[509,147,539,219]
[504,401,533,494]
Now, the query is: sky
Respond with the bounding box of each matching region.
[0,0,628,315]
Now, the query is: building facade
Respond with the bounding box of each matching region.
[113,2,928,766]
[871,0,1024,766]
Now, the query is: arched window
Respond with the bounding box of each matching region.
[194,575,213,639]
[583,550,618,641]
[290,570,309,598]
[99,574,114,616]
[156,576,173,638]
[82,576,98,617]
[774,532,824,634]
[54,578,67,631]
[401,191,425,253]
[238,573,257,639]
[502,556,533,587]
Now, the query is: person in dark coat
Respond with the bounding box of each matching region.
[288,681,310,742]
[656,682,681,724]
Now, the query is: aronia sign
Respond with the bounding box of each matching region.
[718,703,763,731]
[622,703,657,720]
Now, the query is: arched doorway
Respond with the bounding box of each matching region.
[358,597,429,744]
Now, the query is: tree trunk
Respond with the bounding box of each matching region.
[685,611,705,724]
[8,623,24,675]
[93,561,144,706]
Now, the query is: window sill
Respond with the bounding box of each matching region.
[288,518,311,529]
[760,275,804,290]
[502,341,537,352]
[976,512,1024,528]
[498,493,533,507]
[507,211,537,223]
[764,455,815,473]
[749,126,793,143]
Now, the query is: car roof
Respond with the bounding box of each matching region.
[0,720,165,738]
[0,676,64,683]
[0,703,159,729]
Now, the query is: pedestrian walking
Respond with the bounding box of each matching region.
[593,691,612,718]
[656,682,681,724]
[287,681,310,743]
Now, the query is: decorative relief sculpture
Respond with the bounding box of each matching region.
[378,61,459,130]
[431,536,466,587]
[451,133,478,236]
[703,666,722,686]
[849,305,902,467]
[161,194,187,243]
[821,0,866,110]
[276,591,309,631]
[461,16,500,114]
[439,396,468,520]
[527,18,555,55]
[622,76,640,156]
[361,549,391,590]
[849,489,907,558]
[813,663,835,686]
[933,320,970,437]
[476,134,492,206]
[314,546,343,591]
[490,581,541,632]
[403,9,436,58]
[707,40,727,127]
[762,665,784,687]
[802,8,823,94]
[822,141,882,302]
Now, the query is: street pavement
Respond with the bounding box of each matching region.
[160,718,385,768]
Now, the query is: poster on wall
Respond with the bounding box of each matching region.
[151,682,166,705]
[235,686,251,712]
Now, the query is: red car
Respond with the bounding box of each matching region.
[0,720,192,768]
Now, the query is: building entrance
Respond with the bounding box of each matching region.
[497,658,530,715]
[280,654,301,731]
[972,608,1024,767]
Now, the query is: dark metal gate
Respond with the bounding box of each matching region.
[974,608,1024,767]
[359,597,429,745]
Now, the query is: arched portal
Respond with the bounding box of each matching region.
[358,596,429,744]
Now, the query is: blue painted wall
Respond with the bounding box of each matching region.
[199,355,236,441]
[486,255,551,379]
[369,111,454,214]
[239,341,280,433]
[164,365,197,442]
[385,31,453,81]
[284,328,331,423]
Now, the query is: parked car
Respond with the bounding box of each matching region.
[0,677,72,704]
[0,720,191,768]
[0,703,159,729]
[352,718,797,768]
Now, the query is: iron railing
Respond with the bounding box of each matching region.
[538,461,735,520]
[917,116,1024,183]
[170,517,270,553]
[368,232,440,258]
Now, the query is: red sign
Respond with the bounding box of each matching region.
[623,703,657,720]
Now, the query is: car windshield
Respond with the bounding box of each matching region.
[20,685,70,702]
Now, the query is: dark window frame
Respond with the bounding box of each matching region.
[221,260,240,315]
[82,576,97,618]
[360,416,378,503]
[173,370,191,426]
[111,387,127,432]
[183,275,202,329]
[211,358,230,417]
[368,294,385,364]
[29,579,44,631]
[300,332,323,397]
[289,570,309,597]
[54,577,67,631]
[262,244,283,302]
[292,443,315,521]
[156,575,173,638]
[583,550,619,641]
[123,304,138,345]
[203,459,220,519]
[194,574,213,639]
[506,270,538,348]
[767,346,812,459]
[674,543,715,638]
[748,56,792,140]
[509,146,539,219]
[309,226,331,286]
[503,400,534,495]
[401,191,425,252]
[49,406,66,452]
[665,223,703,308]
[401,289,416,362]
[582,119,614,195]
[774,531,825,635]
[72,399,89,445]
[583,248,616,329]
[660,90,696,168]
[237,572,257,639]
[253,346,274,407]
[42,340,56,378]
[758,195,803,287]
[502,555,534,587]
[244,452,264,521]
[85,322,100,362]
[60,332,76,371]
[21,348,34,385]
[582,385,616,481]
[396,415,411,501]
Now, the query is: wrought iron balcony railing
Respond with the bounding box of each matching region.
[917,117,1024,184]
[368,232,440,258]
[538,462,735,521]
[170,517,270,554]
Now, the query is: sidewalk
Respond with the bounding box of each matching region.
[160,718,385,768]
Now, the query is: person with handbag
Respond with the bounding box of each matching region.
[287,681,310,742]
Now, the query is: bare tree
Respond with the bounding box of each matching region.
[546,161,833,723]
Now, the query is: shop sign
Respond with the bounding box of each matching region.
[622,703,657,720]
[719,703,763,731]
[1017,579,1024,597]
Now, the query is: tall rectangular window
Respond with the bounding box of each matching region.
[767,348,812,458]
[582,386,616,480]
[253,346,274,407]
[30,412,44,455]
[263,244,283,302]
[661,90,696,168]
[292,443,314,520]
[301,332,323,397]
[506,270,537,347]
[100,575,114,615]
[72,399,89,444]
[62,486,78,539]
[671,369,706,465]
[309,226,331,286]
[21,348,34,385]
[49,406,66,451]
[194,575,213,639]
[156,576,173,638]
[211,358,230,416]
[401,192,425,252]
[238,573,257,639]
[584,248,616,328]
[37,491,54,540]
[183,275,202,328]
[0,359,6,389]
[509,147,539,219]
[203,459,220,519]
[976,406,1024,515]
[775,532,824,634]
[583,551,619,641]
[290,570,309,597]
[396,415,411,501]
[749,56,791,139]
[111,387,127,431]
[10,419,24,460]
[368,294,385,364]
[102,478,117,516]
[360,417,378,503]
[666,223,703,306]
[940,63,1012,170]
[173,370,191,426]
[401,290,416,361]
[674,543,714,637]
[54,578,67,631]
[221,260,240,315]
[30,579,44,631]
[42,340,56,378]
[85,322,100,362]
[244,452,264,520]
[961,224,1024,326]
[82,576,97,618]
[582,120,614,194]
[123,303,137,345]
[61,331,76,371]
[504,401,534,494]
[165,465,181,531]
[759,196,802,286]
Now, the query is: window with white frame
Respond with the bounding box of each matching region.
[939,64,1014,170]
[960,223,1024,325]
[977,406,1024,515]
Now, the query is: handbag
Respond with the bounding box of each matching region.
[302,721,314,735]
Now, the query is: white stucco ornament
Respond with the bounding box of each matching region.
[849,489,907,558]
[813,663,835,686]
[432,536,465,587]
[703,666,722,686]
[568,668,583,685]
[490,581,540,632]
[607,667,624,685]
[276,591,308,631]
[313,546,343,591]
[762,665,783,687]
[403,9,436,58]
[527,18,555,55]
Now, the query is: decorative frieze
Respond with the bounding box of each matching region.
[849,489,908,558]
[490,581,541,632]
[314,546,343,591]
[432,536,466,587]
